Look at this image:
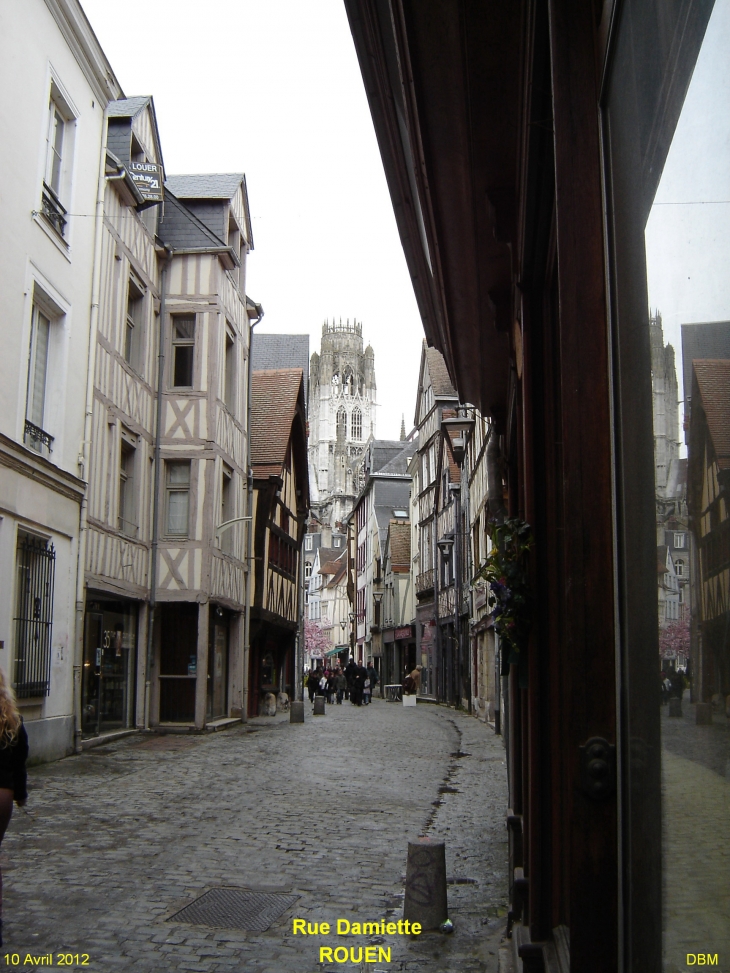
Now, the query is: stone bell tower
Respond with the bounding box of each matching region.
[308,319,377,527]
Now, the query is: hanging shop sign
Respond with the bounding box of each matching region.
[395,626,413,641]
[129,162,164,203]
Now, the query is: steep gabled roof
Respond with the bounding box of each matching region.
[377,440,417,475]
[693,359,730,471]
[425,345,458,397]
[108,96,150,118]
[251,334,310,405]
[159,191,230,252]
[250,369,307,484]
[165,173,245,200]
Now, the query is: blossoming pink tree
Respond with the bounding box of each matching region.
[659,620,690,662]
[304,619,332,668]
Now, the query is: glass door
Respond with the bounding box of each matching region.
[603,1,730,967]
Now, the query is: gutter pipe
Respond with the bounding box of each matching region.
[243,301,264,721]
[73,107,111,754]
[144,246,172,730]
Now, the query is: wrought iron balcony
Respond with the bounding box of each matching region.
[24,420,54,456]
[41,182,67,238]
[416,568,434,594]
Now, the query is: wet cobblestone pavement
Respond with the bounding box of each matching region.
[2,700,508,972]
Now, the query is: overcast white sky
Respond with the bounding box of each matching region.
[645,0,730,442]
[81,0,424,440]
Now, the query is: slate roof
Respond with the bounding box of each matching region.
[425,345,458,397]
[158,191,229,251]
[373,479,412,546]
[657,546,670,576]
[377,440,418,475]
[165,173,245,200]
[388,521,411,570]
[368,440,411,475]
[251,334,310,405]
[108,97,150,118]
[250,369,305,477]
[693,359,730,471]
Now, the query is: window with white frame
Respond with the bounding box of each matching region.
[165,461,191,536]
[124,275,145,369]
[674,558,685,577]
[224,326,236,413]
[41,84,75,239]
[220,466,233,553]
[118,432,137,536]
[25,305,50,450]
[171,315,195,388]
[305,561,313,580]
[305,535,313,551]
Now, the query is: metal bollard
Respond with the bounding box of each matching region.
[403,837,448,930]
[290,701,305,723]
[313,696,326,716]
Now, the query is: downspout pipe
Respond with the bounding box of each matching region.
[243,302,264,721]
[144,246,172,730]
[73,109,111,754]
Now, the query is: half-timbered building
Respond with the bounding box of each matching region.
[687,359,730,703]
[84,152,255,734]
[82,96,164,740]
[249,368,309,716]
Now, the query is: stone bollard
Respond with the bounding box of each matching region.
[290,701,305,723]
[313,696,326,716]
[695,702,712,725]
[403,837,448,931]
[668,697,682,718]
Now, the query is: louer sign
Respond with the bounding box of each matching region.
[129,161,164,203]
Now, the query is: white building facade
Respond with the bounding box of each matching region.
[0,0,122,761]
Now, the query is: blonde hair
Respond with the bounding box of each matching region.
[0,669,21,745]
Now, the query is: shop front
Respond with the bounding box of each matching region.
[82,597,138,737]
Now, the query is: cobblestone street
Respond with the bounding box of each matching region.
[3,700,508,972]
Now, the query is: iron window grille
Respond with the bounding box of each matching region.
[14,536,56,698]
[41,183,67,238]
[24,419,54,456]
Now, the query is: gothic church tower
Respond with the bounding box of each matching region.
[308,319,376,527]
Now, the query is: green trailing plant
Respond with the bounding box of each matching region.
[475,518,533,656]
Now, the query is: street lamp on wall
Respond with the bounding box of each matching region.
[437,532,455,563]
[442,410,476,467]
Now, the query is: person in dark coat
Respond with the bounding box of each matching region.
[345,660,357,701]
[334,669,347,704]
[349,665,364,706]
[366,664,379,699]
[306,669,319,703]
[0,669,29,947]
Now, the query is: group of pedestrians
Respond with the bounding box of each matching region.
[305,660,379,707]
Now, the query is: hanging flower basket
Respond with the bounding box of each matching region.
[475,518,533,659]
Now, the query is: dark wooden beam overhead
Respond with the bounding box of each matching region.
[344,0,521,422]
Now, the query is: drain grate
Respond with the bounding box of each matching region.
[168,888,300,932]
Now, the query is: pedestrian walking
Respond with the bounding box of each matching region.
[307,670,319,703]
[0,669,29,947]
[363,675,371,705]
[366,663,379,699]
[335,669,347,704]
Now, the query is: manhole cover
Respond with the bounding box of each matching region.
[168,888,300,932]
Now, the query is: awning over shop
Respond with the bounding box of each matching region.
[325,645,349,657]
